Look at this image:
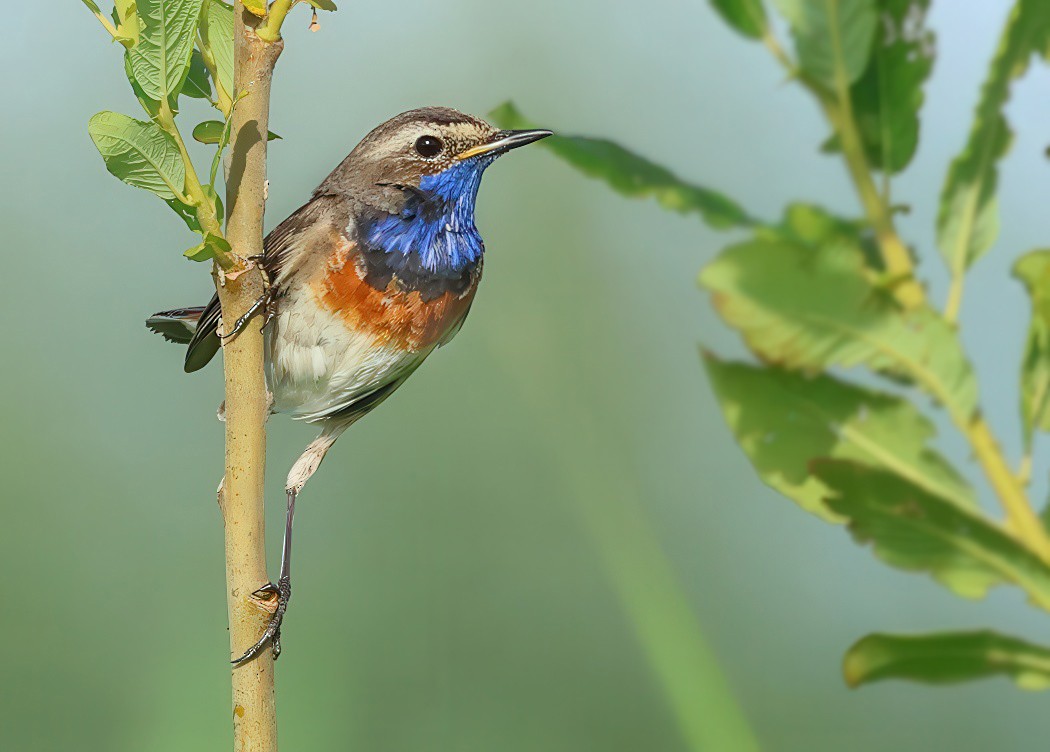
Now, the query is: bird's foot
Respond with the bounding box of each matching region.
[218,292,268,343]
[231,576,291,666]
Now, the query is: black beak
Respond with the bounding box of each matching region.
[455,129,553,160]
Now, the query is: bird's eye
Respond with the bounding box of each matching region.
[414,135,443,158]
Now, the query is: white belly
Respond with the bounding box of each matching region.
[266,286,430,423]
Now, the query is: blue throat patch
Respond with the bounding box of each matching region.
[363,157,496,278]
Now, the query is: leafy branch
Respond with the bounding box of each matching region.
[493,0,1050,692]
[82,1,334,749]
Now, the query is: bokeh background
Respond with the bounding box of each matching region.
[4,1,1050,749]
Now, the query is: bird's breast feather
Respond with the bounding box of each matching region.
[312,234,478,352]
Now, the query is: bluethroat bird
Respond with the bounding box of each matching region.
[146,107,551,664]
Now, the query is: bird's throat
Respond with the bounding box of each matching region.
[362,160,489,287]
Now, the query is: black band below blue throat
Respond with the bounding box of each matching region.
[357,235,480,300]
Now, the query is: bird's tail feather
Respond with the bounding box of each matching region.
[145,307,206,345]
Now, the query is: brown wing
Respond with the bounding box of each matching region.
[183,195,351,373]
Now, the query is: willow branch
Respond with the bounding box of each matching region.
[760,26,922,306]
[219,3,285,750]
[821,97,923,305]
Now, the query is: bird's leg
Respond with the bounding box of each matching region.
[230,488,295,665]
[231,424,348,666]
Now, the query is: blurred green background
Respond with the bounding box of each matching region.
[5,1,1050,749]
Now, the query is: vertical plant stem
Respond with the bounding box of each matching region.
[761,24,922,308]
[828,98,914,285]
[822,5,923,309]
[220,3,283,750]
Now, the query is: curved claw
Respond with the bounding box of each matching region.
[219,279,277,343]
[231,576,291,666]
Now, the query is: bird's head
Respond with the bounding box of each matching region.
[317,106,552,213]
[316,107,550,275]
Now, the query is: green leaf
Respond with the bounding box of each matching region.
[839,0,934,173]
[703,356,976,521]
[128,0,205,101]
[243,0,267,17]
[113,0,139,44]
[166,197,202,232]
[201,0,234,102]
[708,0,768,38]
[489,101,756,230]
[937,0,1050,274]
[88,111,185,200]
[81,0,101,13]
[202,185,224,223]
[185,232,231,262]
[771,202,882,267]
[844,631,1050,690]
[209,124,233,185]
[184,241,213,262]
[306,0,338,10]
[814,460,1050,604]
[124,51,161,118]
[193,119,226,144]
[699,225,978,422]
[207,232,231,254]
[1014,250,1050,449]
[181,50,212,100]
[114,0,136,21]
[773,0,878,89]
[193,120,279,144]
